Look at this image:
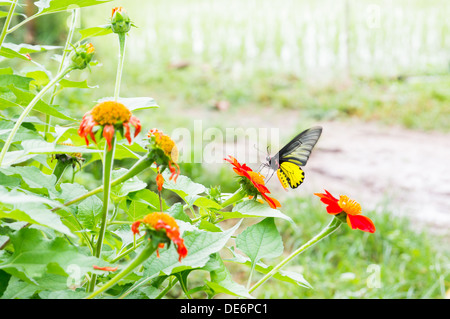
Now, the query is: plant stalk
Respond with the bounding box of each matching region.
[0,0,19,48]
[248,217,343,294]
[85,241,157,299]
[44,8,78,141]
[220,186,246,208]
[114,32,126,101]
[0,66,72,167]
[88,137,116,292]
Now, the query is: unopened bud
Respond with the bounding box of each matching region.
[70,43,95,69]
[111,7,131,34]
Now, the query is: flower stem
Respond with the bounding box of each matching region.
[44,8,78,141]
[114,32,126,101]
[248,217,343,294]
[85,241,157,299]
[88,137,116,292]
[220,186,246,208]
[0,0,18,48]
[53,155,150,210]
[0,66,72,167]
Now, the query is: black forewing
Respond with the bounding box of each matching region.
[273,126,322,166]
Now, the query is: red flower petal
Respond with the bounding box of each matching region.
[129,116,141,138]
[93,265,118,272]
[347,214,376,233]
[123,121,132,144]
[314,190,342,214]
[102,124,115,151]
[261,192,281,209]
[131,220,141,235]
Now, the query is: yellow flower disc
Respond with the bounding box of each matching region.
[338,195,362,216]
[91,101,131,126]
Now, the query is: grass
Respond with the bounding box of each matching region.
[250,196,450,299]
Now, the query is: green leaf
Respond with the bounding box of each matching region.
[0,228,110,283]
[236,218,284,265]
[9,86,76,121]
[2,43,61,54]
[76,195,102,230]
[97,96,159,111]
[79,25,113,40]
[0,120,43,143]
[127,188,167,211]
[111,168,147,199]
[26,70,50,88]
[34,0,114,15]
[59,79,98,89]
[21,139,101,155]
[162,173,206,204]
[143,220,242,278]
[0,74,33,90]
[0,46,30,60]
[225,249,312,289]
[123,200,152,221]
[203,253,253,298]
[225,200,294,224]
[0,166,57,196]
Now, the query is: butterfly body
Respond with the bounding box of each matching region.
[266,126,322,189]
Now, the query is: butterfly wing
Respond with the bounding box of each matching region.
[269,126,322,189]
[277,126,322,166]
[277,162,305,189]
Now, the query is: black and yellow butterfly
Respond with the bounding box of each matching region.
[264,126,322,189]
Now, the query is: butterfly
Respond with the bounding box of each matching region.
[264,126,322,189]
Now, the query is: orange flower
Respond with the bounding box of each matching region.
[225,155,280,209]
[314,190,376,233]
[147,129,180,182]
[78,101,141,151]
[131,212,187,262]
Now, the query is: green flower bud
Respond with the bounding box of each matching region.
[111,7,132,34]
[69,43,95,70]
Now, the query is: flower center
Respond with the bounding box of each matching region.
[142,212,179,230]
[247,171,265,186]
[338,195,361,215]
[91,101,131,126]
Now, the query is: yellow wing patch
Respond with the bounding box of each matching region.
[278,162,305,189]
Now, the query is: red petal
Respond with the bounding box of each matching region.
[131,220,141,235]
[129,116,141,138]
[102,124,115,151]
[347,214,376,233]
[261,193,281,209]
[123,122,132,144]
[93,265,118,272]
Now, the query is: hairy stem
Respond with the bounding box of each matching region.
[220,186,246,208]
[248,217,343,294]
[88,137,117,292]
[85,241,157,299]
[44,8,79,141]
[0,0,19,48]
[114,32,126,101]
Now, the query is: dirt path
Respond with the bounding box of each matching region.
[182,107,450,236]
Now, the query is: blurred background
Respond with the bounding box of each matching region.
[4,0,450,298]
